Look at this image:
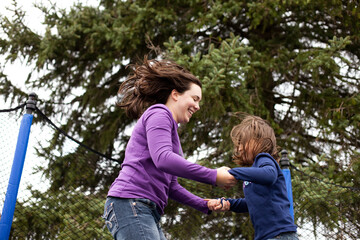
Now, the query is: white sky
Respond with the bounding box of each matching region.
[1,0,100,106]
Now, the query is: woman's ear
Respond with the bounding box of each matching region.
[170,89,179,101]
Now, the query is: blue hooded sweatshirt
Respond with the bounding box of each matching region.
[226,153,297,240]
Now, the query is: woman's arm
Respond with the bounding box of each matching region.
[145,109,235,188]
[168,176,209,214]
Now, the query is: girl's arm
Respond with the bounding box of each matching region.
[229,158,277,185]
[226,198,248,213]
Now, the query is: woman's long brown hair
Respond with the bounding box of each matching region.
[117,56,201,119]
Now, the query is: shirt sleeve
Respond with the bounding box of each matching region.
[169,176,210,214]
[228,157,278,185]
[225,198,248,213]
[145,109,217,185]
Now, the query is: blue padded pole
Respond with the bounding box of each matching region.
[0,93,37,240]
[280,150,295,221]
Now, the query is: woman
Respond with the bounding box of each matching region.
[103,57,236,240]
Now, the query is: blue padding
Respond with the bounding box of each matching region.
[282,169,294,221]
[0,114,33,240]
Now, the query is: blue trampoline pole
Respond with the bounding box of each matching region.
[280,150,295,221]
[0,93,37,240]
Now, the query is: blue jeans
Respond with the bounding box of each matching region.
[103,197,167,240]
[268,232,299,240]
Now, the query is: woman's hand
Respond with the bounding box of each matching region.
[216,167,237,189]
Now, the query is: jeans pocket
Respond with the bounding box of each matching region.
[135,198,154,209]
[103,201,119,237]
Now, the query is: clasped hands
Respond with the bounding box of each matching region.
[205,198,231,212]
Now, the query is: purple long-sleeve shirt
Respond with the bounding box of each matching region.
[108,104,217,215]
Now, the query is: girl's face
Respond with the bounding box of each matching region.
[170,83,202,124]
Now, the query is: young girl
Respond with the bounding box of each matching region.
[208,115,298,240]
[103,57,236,240]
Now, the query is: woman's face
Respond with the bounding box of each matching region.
[171,83,202,124]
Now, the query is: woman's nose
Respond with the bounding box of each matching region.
[194,103,200,111]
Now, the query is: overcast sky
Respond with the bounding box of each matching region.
[1,0,99,106]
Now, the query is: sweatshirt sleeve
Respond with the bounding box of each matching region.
[169,176,210,214]
[225,198,248,213]
[228,157,278,185]
[145,109,217,185]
